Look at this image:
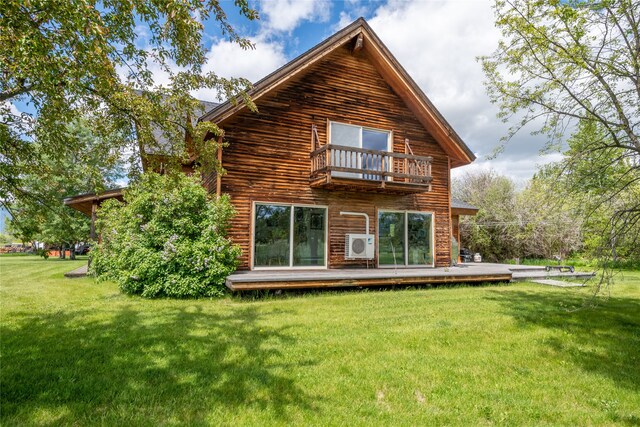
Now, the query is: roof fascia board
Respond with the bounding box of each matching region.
[451,207,479,216]
[63,188,124,206]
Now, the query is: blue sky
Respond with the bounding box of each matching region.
[10,0,559,184]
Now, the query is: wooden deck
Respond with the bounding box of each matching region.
[225,263,596,291]
[226,264,513,291]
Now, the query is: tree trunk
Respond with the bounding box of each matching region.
[69,242,76,260]
[60,244,66,259]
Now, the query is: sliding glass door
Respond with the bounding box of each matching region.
[293,206,326,267]
[407,213,433,265]
[378,210,434,267]
[254,205,291,267]
[378,212,405,266]
[254,203,327,268]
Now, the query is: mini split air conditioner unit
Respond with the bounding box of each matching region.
[345,234,374,260]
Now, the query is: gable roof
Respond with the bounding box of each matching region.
[200,17,475,168]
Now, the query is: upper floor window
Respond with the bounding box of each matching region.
[329,122,391,180]
[329,122,391,152]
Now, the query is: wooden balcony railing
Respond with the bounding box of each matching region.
[310,144,432,189]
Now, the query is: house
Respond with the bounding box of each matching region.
[66,18,486,288]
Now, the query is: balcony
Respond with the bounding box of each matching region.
[310,144,433,193]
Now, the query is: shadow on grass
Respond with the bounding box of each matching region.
[1,304,318,424]
[486,289,640,393]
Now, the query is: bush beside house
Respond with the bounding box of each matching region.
[91,173,240,298]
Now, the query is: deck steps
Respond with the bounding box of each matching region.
[64,264,88,278]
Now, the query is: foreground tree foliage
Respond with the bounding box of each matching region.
[481,0,639,279]
[539,120,640,264]
[91,173,240,298]
[1,0,258,205]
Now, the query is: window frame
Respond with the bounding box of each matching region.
[251,201,329,270]
[377,209,435,268]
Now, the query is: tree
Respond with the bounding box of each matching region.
[5,119,125,258]
[480,0,640,283]
[453,170,583,262]
[453,170,520,262]
[537,120,640,263]
[1,0,258,205]
[91,172,240,298]
[515,175,582,260]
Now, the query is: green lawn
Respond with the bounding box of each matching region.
[1,256,639,426]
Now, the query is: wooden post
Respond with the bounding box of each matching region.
[311,124,317,151]
[216,134,223,198]
[90,200,98,240]
[310,124,317,174]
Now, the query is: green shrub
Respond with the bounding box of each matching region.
[36,248,49,259]
[90,173,240,298]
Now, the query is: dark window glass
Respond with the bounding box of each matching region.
[378,211,405,266]
[293,207,326,266]
[407,213,433,265]
[254,205,290,267]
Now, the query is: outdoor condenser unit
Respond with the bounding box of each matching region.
[345,234,374,260]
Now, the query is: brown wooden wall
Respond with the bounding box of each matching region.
[216,44,453,270]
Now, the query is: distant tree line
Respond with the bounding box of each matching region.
[454,170,582,263]
[454,120,640,266]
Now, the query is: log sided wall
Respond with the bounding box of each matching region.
[217,44,453,270]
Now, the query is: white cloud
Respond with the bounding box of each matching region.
[334,0,369,32]
[1,101,21,117]
[194,37,287,101]
[451,152,564,189]
[335,11,356,31]
[368,0,550,181]
[1,101,35,133]
[116,37,287,103]
[259,0,332,32]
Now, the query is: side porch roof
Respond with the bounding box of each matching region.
[451,198,479,216]
[63,188,124,217]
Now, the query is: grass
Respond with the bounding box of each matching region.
[1,256,639,426]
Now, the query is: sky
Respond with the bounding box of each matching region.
[186,0,562,185]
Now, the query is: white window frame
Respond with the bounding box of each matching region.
[377,209,435,268]
[251,201,329,270]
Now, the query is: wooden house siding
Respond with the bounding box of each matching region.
[217,45,453,270]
